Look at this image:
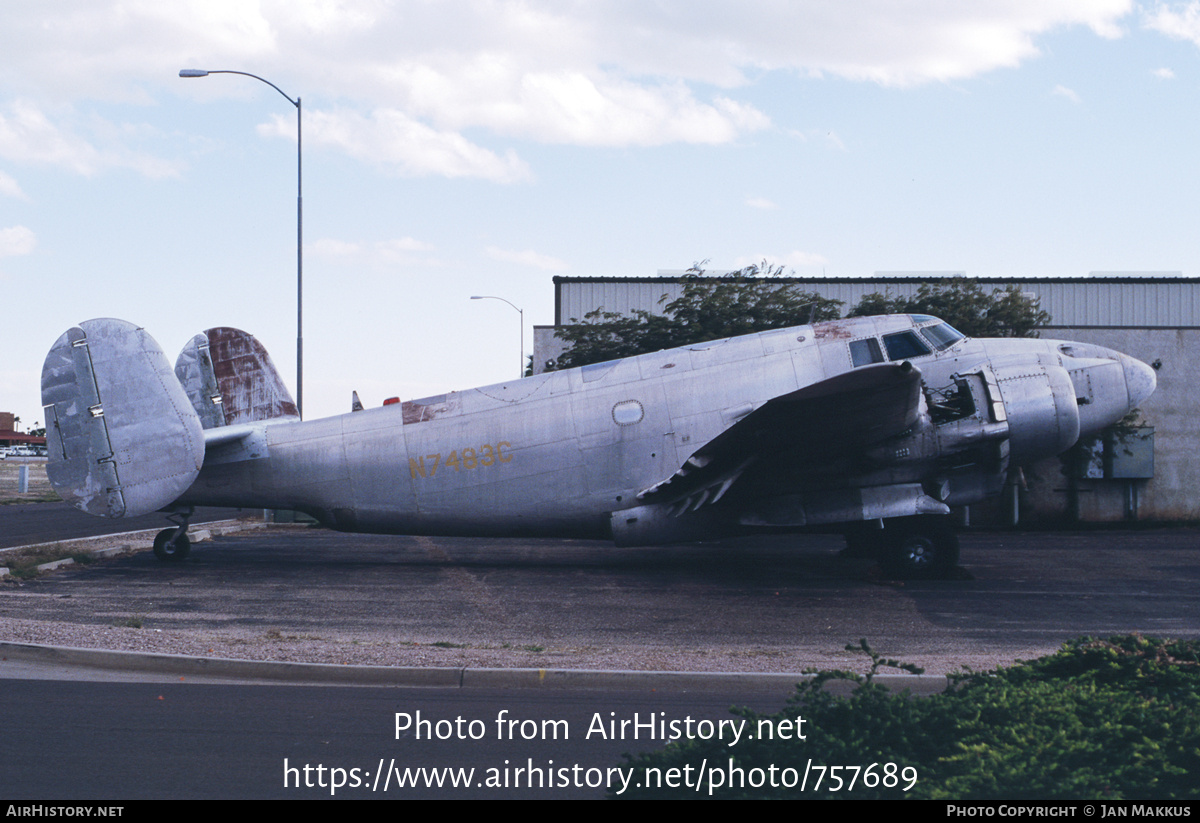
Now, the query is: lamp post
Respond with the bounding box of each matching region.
[179,69,304,418]
[470,295,524,379]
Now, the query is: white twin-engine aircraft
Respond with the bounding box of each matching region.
[41,314,1154,578]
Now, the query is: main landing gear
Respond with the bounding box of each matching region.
[153,507,193,562]
[844,515,960,579]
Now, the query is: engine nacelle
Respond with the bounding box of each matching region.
[991,363,1080,463]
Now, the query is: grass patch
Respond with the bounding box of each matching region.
[429,641,468,649]
[0,492,61,505]
[0,547,95,579]
[113,615,145,629]
[0,461,58,504]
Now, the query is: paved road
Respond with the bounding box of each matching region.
[4,524,1199,800]
[1,678,799,799]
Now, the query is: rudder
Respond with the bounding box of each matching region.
[175,327,299,427]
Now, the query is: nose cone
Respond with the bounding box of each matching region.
[1121,354,1157,409]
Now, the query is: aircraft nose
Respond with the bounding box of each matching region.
[1121,354,1157,409]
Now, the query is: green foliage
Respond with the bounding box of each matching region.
[848,276,1050,338]
[548,262,843,370]
[613,636,1200,800]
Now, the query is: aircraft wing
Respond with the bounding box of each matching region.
[637,361,924,513]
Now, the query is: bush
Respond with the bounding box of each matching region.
[612,636,1200,799]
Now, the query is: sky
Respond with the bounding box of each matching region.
[3,0,1200,428]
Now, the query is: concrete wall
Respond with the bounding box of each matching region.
[1014,327,1196,525]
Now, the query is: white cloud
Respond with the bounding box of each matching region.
[0,100,101,175]
[311,235,437,264]
[745,196,777,210]
[266,108,530,182]
[375,237,436,263]
[485,246,569,271]
[779,250,830,269]
[0,170,26,199]
[311,238,362,257]
[1145,1,1200,45]
[0,2,1136,152]
[0,100,180,178]
[1052,84,1082,104]
[1153,67,1177,79]
[733,251,829,270]
[0,225,36,257]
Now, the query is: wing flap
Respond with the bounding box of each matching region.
[638,362,924,510]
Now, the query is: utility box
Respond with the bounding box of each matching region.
[1071,427,1154,480]
[1106,426,1154,479]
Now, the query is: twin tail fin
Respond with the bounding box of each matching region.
[41,319,295,518]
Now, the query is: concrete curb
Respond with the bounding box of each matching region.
[0,518,273,559]
[0,641,952,693]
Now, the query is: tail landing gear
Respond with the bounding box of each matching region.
[153,507,193,561]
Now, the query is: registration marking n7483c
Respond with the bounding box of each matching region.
[409,442,512,479]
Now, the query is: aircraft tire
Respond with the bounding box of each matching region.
[153,529,191,562]
[881,518,959,579]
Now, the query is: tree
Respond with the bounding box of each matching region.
[548,262,843,370]
[848,277,1049,338]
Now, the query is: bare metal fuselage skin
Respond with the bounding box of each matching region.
[173,315,1155,544]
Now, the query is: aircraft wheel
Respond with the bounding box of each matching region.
[153,529,191,562]
[881,519,959,579]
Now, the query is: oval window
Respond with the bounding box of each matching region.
[612,400,644,426]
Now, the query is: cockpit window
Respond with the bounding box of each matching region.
[883,330,932,360]
[920,322,966,351]
[849,337,884,367]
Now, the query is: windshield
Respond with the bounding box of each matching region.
[920,322,966,351]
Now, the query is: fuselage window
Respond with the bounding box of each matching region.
[883,330,932,361]
[849,337,885,367]
[919,322,966,351]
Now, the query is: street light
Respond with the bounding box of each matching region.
[471,295,524,379]
[179,68,305,418]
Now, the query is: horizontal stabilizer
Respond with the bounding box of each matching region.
[175,327,299,427]
[41,319,205,518]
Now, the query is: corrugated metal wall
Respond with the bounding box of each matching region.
[554,276,1200,328]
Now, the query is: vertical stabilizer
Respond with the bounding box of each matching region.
[41,319,205,517]
[175,327,299,427]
